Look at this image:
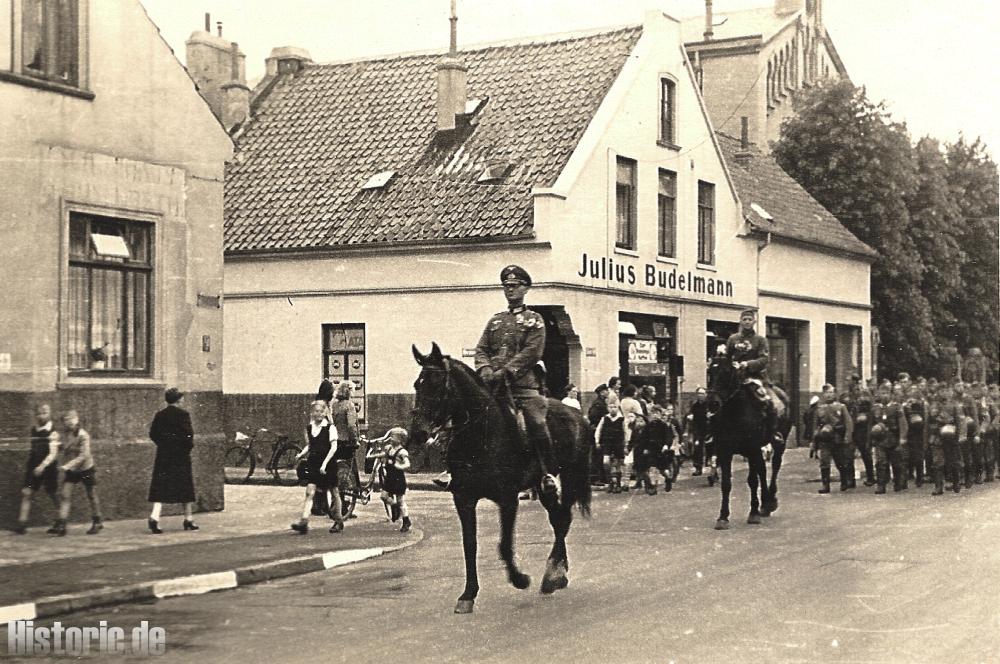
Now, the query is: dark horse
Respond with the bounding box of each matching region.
[410,343,592,614]
[705,354,787,529]
[765,383,792,515]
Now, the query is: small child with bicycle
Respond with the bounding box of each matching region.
[373,427,412,533]
[291,401,344,534]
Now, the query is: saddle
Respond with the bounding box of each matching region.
[743,379,786,419]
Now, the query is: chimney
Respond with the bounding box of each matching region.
[185,19,246,124]
[734,117,753,165]
[703,0,714,41]
[774,0,804,16]
[436,0,468,131]
[220,42,250,131]
[265,46,313,77]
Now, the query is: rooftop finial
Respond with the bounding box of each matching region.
[449,0,458,55]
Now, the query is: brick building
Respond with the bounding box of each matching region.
[0,0,232,528]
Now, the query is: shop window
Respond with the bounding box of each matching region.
[67,212,152,374]
[659,77,676,146]
[657,169,677,258]
[615,157,637,251]
[697,180,715,265]
[825,323,862,390]
[322,323,367,421]
[22,0,80,86]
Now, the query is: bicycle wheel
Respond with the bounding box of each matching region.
[223,446,254,484]
[337,461,357,519]
[271,444,302,485]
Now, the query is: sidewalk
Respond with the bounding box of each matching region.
[0,484,428,623]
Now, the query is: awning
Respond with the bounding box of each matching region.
[617,321,638,336]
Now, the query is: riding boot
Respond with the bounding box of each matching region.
[532,434,559,495]
[931,469,944,495]
[818,467,831,494]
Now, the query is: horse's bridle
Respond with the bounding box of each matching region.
[708,357,743,406]
[421,357,487,439]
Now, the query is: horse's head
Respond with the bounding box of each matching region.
[411,342,454,437]
[706,351,740,414]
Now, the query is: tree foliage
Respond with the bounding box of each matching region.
[772,81,998,381]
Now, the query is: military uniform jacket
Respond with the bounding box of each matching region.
[872,400,908,449]
[474,305,545,393]
[928,400,965,444]
[811,401,853,446]
[724,330,769,379]
[903,398,929,446]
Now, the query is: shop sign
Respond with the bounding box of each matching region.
[577,252,734,298]
[628,339,657,364]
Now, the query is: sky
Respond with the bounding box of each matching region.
[141,0,999,155]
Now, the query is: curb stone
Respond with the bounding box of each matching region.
[0,530,423,624]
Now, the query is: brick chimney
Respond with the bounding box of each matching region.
[774,0,804,16]
[734,117,753,166]
[703,0,714,41]
[436,0,467,132]
[220,42,250,130]
[185,14,247,124]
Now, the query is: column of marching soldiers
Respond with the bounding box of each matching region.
[807,375,1000,495]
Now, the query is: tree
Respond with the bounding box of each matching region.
[907,137,964,374]
[772,80,933,378]
[944,137,1000,380]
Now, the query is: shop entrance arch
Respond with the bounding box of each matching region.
[533,306,581,399]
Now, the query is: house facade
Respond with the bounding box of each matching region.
[0,0,232,527]
[222,10,871,448]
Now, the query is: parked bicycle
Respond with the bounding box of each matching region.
[223,428,302,485]
[336,432,394,519]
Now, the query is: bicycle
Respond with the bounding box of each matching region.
[223,428,302,486]
[336,433,393,519]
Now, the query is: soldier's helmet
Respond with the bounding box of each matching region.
[870,422,887,442]
[815,424,836,444]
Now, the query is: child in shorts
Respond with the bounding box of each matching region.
[57,410,104,535]
[15,404,61,534]
[377,427,412,533]
[595,401,626,493]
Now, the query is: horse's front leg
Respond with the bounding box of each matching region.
[715,453,733,530]
[498,496,531,590]
[453,493,480,613]
[539,491,571,594]
[765,442,784,514]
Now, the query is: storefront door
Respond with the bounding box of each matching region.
[767,318,803,432]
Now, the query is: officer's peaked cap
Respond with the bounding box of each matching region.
[500,265,532,286]
[739,308,757,319]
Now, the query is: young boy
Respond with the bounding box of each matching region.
[15,404,61,534]
[57,410,103,535]
[636,405,677,494]
[595,401,626,493]
[377,427,412,533]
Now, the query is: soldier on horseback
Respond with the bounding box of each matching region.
[724,309,780,448]
[435,265,558,495]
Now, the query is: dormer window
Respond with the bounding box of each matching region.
[361,170,394,190]
[659,77,677,147]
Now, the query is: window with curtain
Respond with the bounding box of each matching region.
[22,0,79,86]
[657,169,677,258]
[615,157,637,250]
[697,180,715,265]
[67,212,152,373]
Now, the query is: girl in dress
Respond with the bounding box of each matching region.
[291,401,343,534]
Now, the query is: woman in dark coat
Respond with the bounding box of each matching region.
[147,387,198,534]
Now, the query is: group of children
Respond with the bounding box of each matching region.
[595,399,684,495]
[291,400,413,535]
[16,404,103,536]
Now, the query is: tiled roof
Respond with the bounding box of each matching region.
[716,133,876,259]
[225,27,643,252]
[680,6,797,44]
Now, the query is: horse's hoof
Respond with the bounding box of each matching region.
[540,577,557,594]
[747,513,762,525]
[454,600,475,614]
[510,572,531,590]
[759,507,771,517]
[714,519,730,530]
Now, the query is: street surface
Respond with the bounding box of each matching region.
[14,449,1000,664]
